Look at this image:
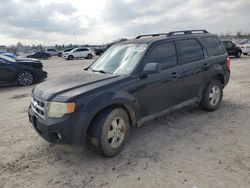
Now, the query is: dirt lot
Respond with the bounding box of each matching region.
[1,56,250,188]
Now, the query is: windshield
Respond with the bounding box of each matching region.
[239,40,250,45]
[89,44,148,75]
[0,55,16,63]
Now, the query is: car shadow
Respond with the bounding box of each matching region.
[24,99,246,186]
[38,98,244,159]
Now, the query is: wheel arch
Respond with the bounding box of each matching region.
[198,71,225,102]
[86,102,137,134]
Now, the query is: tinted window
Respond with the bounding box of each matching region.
[178,39,204,64]
[202,37,225,56]
[222,41,228,47]
[227,41,234,47]
[147,42,177,69]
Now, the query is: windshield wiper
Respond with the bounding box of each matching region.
[88,67,112,74]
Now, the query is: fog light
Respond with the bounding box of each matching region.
[52,132,63,140]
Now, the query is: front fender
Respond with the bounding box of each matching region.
[75,90,140,144]
[82,90,140,122]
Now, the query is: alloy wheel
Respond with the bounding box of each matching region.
[107,117,126,148]
[209,85,221,105]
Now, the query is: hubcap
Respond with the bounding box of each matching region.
[18,72,33,86]
[108,117,125,148]
[209,85,220,105]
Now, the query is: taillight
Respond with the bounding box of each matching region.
[226,56,231,71]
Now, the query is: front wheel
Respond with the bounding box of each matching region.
[200,79,223,111]
[16,71,34,86]
[243,53,248,56]
[89,108,130,157]
[67,55,74,60]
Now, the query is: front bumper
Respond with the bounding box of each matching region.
[28,106,92,145]
[63,55,68,59]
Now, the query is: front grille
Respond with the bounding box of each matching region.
[31,97,46,119]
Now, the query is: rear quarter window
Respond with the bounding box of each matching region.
[201,37,225,56]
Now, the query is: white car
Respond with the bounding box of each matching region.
[239,40,250,55]
[63,48,95,60]
[44,48,60,56]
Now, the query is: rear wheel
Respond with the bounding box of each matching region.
[87,54,93,59]
[235,51,242,58]
[16,71,34,86]
[200,79,223,111]
[89,108,130,157]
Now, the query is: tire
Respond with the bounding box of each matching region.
[67,55,74,60]
[16,71,34,86]
[243,53,248,56]
[200,79,223,112]
[87,54,93,59]
[58,52,62,57]
[89,108,130,157]
[235,51,242,58]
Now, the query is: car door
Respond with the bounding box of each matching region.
[137,41,184,116]
[177,38,209,101]
[0,58,16,83]
[74,49,83,58]
[82,49,89,57]
[226,41,236,55]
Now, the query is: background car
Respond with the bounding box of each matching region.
[44,48,60,56]
[0,52,17,58]
[58,48,74,57]
[221,40,242,57]
[0,55,47,86]
[63,48,95,60]
[239,40,250,55]
[94,47,108,56]
[27,51,51,60]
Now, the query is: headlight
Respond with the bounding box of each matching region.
[47,102,75,118]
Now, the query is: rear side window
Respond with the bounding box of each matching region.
[147,42,177,69]
[201,37,225,56]
[178,39,204,64]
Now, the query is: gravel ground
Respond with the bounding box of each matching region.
[0,56,250,188]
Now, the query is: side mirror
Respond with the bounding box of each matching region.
[142,63,161,75]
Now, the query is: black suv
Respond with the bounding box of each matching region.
[221,40,242,58]
[28,30,230,157]
[0,55,47,86]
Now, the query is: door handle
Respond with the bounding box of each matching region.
[171,72,178,79]
[203,63,208,67]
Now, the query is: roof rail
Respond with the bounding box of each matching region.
[167,30,209,37]
[135,33,169,39]
[135,30,209,39]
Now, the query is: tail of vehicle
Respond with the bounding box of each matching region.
[226,56,231,71]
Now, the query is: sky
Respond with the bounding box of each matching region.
[0,0,250,45]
